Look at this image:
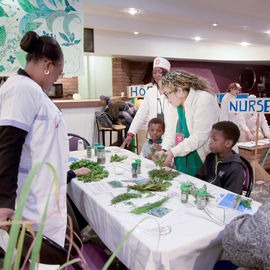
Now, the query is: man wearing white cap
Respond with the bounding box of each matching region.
[121,57,171,149]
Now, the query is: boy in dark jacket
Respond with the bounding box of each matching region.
[195,121,245,194]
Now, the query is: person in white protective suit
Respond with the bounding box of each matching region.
[243,94,269,141]
[220,82,252,142]
[121,57,171,149]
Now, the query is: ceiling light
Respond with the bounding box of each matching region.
[125,8,140,15]
[194,36,201,42]
[264,30,270,35]
[212,23,218,27]
[240,42,250,46]
[133,31,139,35]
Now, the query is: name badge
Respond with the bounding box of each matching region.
[175,133,184,145]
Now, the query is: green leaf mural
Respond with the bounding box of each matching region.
[0,0,83,75]
[0,25,6,47]
[25,21,42,32]
[14,51,27,68]
[17,0,40,13]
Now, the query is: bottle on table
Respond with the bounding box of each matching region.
[131,162,138,178]
[87,145,92,158]
[77,139,84,150]
[135,159,141,174]
[197,189,207,210]
[94,142,99,156]
[97,145,106,164]
[180,183,189,203]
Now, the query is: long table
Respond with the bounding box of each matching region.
[68,147,260,270]
[238,144,270,170]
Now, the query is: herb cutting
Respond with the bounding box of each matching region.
[111,192,142,204]
[128,177,172,192]
[110,154,128,162]
[70,159,109,182]
[131,197,169,215]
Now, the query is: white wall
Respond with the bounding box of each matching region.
[92,29,270,62]
[78,55,113,99]
[62,106,118,146]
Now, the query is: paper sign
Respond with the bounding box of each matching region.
[229,98,270,114]
[216,93,248,103]
[217,193,252,212]
[127,84,154,98]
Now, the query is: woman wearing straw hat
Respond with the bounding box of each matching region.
[121,57,171,149]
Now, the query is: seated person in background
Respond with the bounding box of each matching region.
[244,94,269,141]
[195,121,245,194]
[140,118,165,160]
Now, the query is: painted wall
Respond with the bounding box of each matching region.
[92,29,270,62]
[143,60,270,95]
[62,106,118,146]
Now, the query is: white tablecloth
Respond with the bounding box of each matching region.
[67,147,260,270]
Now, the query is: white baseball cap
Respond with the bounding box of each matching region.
[153,57,171,72]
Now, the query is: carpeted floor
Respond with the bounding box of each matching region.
[250,179,270,203]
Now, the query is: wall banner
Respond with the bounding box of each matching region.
[229,98,270,114]
[0,0,84,76]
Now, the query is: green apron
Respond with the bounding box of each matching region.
[174,106,203,176]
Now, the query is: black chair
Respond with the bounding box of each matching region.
[68,133,90,151]
[95,116,126,146]
[240,156,254,197]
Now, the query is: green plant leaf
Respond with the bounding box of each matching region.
[14,225,26,270]
[3,162,43,269]
[57,258,81,269]
[131,197,169,215]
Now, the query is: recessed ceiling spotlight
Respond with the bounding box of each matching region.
[240,42,250,46]
[194,36,201,42]
[264,30,270,35]
[134,31,139,35]
[125,8,141,15]
[212,23,218,27]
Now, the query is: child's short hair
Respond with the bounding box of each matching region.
[148,117,165,130]
[212,121,240,146]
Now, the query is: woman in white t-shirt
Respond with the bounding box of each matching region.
[0,31,68,247]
